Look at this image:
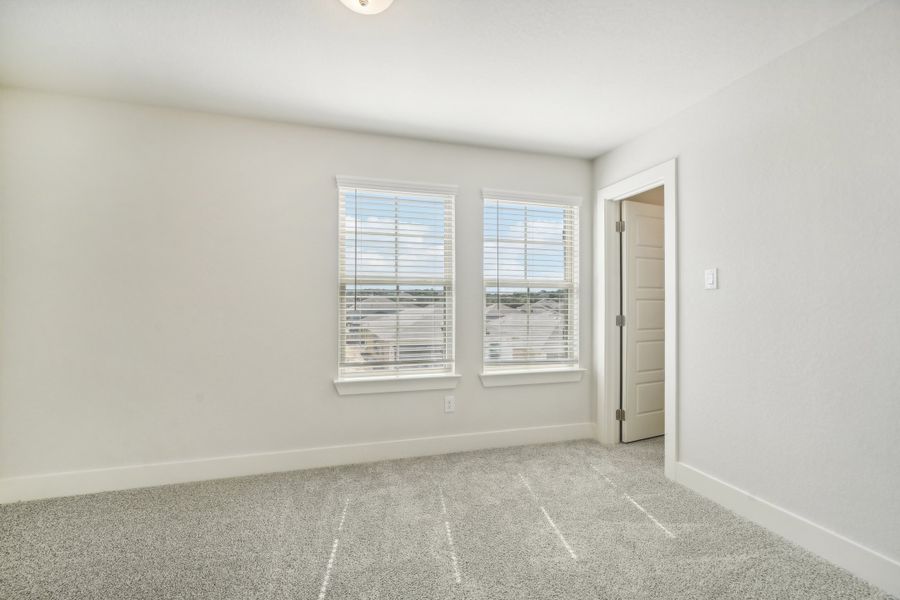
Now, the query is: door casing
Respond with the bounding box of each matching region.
[594,159,678,480]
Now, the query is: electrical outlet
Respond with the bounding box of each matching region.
[444,395,455,413]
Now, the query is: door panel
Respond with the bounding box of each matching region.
[636,300,664,329]
[622,200,665,442]
[636,341,664,372]
[635,258,665,288]
[636,381,665,413]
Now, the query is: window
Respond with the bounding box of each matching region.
[483,190,579,371]
[337,177,456,379]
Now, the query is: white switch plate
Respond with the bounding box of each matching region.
[704,268,718,290]
[444,395,455,413]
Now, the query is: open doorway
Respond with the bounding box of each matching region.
[595,159,678,478]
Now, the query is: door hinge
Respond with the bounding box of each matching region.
[616,314,625,327]
[616,408,626,421]
[615,220,625,233]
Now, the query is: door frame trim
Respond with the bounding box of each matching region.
[594,158,678,479]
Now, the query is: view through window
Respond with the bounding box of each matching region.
[338,181,455,378]
[483,195,578,370]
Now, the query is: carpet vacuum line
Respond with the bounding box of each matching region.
[591,466,675,538]
[317,497,350,600]
[438,487,463,584]
[517,473,578,560]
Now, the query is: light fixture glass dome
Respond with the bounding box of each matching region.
[339,0,394,15]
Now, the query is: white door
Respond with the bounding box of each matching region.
[621,200,665,442]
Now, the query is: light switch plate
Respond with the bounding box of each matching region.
[704,268,718,290]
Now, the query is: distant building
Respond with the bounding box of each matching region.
[346,297,567,368]
[349,305,447,368]
[485,303,522,319]
[484,310,566,363]
[530,298,560,312]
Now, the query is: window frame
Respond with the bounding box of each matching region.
[480,188,583,385]
[333,176,459,394]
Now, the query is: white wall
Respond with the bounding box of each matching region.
[595,0,900,575]
[0,89,593,495]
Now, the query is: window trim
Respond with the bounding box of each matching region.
[479,368,585,388]
[481,189,582,382]
[335,176,457,385]
[481,188,582,207]
[334,372,461,396]
[337,176,458,197]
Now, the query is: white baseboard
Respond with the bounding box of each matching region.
[675,462,900,598]
[0,422,595,504]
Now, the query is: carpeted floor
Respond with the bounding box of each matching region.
[0,437,891,599]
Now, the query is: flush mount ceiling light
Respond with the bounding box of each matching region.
[339,0,394,15]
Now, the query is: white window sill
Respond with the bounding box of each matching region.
[479,368,586,388]
[334,373,461,396]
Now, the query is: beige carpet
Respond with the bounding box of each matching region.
[0,437,891,599]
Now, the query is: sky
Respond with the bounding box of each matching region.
[340,190,574,285]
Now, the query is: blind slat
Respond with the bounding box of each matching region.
[339,184,455,378]
[483,197,579,371]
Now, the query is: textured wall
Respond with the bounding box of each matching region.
[0,89,592,480]
[594,2,900,560]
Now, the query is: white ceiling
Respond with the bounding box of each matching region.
[0,0,878,158]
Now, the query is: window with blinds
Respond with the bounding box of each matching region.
[483,191,579,371]
[338,177,456,378]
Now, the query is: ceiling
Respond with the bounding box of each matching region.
[0,0,878,158]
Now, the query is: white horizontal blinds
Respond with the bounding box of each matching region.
[483,196,578,370]
[339,184,455,377]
